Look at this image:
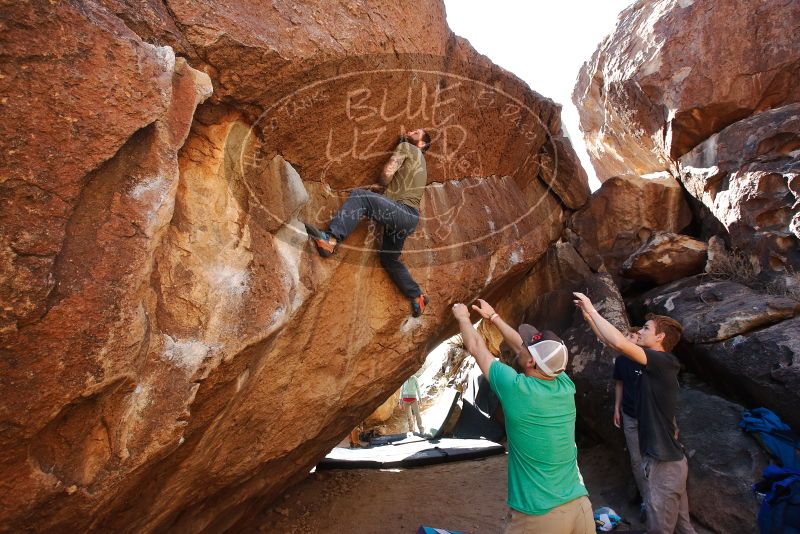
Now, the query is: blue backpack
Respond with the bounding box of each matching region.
[753,466,800,534]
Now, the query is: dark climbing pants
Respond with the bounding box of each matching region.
[328,189,422,298]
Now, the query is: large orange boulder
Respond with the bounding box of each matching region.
[94,0,577,193]
[0,1,214,525]
[568,175,692,279]
[0,1,588,532]
[573,0,800,181]
[0,0,190,334]
[573,0,800,272]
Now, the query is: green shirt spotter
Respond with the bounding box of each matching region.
[489,360,588,515]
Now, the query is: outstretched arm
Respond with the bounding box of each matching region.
[573,292,647,365]
[452,303,495,377]
[582,307,610,346]
[471,299,525,354]
[379,146,407,185]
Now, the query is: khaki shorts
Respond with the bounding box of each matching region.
[502,495,594,534]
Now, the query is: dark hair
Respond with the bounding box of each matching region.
[645,313,683,351]
[420,130,431,153]
[627,326,641,335]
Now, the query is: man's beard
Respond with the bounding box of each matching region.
[398,134,409,145]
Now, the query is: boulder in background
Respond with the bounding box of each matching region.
[691,316,800,429]
[639,276,799,343]
[678,388,767,534]
[569,175,692,279]
[621,232,707,285]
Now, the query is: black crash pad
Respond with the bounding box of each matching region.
[317,437,505,470]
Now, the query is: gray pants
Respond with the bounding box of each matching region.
[328,189,421,298]
[643,455,696,534]
[622,413,649,505]
[404,400,423,434]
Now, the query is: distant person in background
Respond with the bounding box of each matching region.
[455,299,594,534]
[400,374,424,435]
[613,327,649,519]
[574,292,696,534]
[348,423,364,448]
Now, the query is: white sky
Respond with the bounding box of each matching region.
[444,0,632,190]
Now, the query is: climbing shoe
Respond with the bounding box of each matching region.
[304,223,337,257]
[410,294,429,318]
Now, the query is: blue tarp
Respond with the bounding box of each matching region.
[741,408,800,533]
[739,408,800,470]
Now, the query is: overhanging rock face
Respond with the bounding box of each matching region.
[0,1,589,532]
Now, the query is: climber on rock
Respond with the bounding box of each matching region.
[304,128,431,317]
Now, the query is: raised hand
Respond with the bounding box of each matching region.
[470,298,496,319]
[451,303,471,320]
[572,292,596,315]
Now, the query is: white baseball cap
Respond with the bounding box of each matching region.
[517,324,569,377]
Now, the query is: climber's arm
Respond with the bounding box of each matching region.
[379,145,407,186]
[452,303,494,377]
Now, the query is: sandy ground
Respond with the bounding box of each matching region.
[248,443,661,534]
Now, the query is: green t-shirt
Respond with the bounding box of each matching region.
[385,141,426,210]
[401,376,420,399]
[488,360,588,515]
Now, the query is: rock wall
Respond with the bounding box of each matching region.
[680,103,800,268]
[558,4,800,531]
[573,0,800,271]
[568,174,692,282]
[0,1,591,532]
[5,0,796,531]
[574,0,800,179]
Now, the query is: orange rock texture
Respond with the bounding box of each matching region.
[573,0,800,270]
[0,1,589,531]
[568,174,692,281]
[574,0,800,180]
